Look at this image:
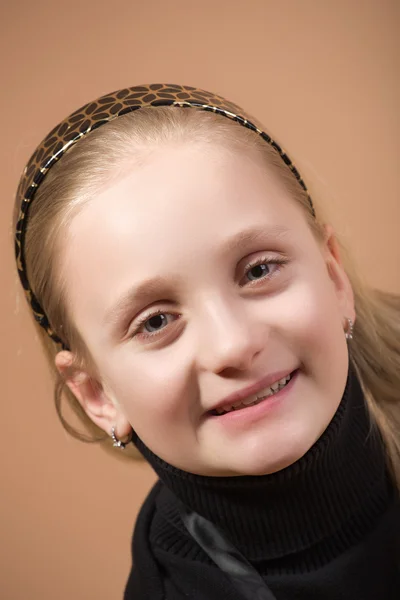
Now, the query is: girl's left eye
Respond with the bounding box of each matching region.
[240,255,288,287]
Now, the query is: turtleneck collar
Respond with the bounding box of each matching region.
[131,356,393,564]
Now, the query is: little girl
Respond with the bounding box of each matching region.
[14,84,400,599]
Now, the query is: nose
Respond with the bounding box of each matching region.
[195,294,265,375]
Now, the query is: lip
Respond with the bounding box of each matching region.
[207,368,299,425]
[207,367,299,414]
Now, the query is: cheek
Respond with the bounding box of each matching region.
[288,278,349,393]
[281,274,343,353]
[101,352,190,423]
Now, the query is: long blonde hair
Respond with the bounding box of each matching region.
[13,107,400,486]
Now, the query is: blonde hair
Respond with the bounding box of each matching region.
[14,107,400,484]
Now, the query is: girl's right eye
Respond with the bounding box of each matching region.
[142,312,172,333]
[130,309,180,341]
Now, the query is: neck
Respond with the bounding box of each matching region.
[132,358,393,564]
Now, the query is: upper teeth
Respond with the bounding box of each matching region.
[215,374,292,415]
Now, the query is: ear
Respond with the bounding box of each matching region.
[54,351,132,439]
[322,223,356,326]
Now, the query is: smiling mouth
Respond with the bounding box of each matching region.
[209,370,298,416]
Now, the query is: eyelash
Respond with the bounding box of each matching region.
[130,255,288,341]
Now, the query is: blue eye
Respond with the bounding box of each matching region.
[143,313,168,333]
[130,310,181,341]
[242,256,288,286]
[246,263,271,281]
[139,311,179,335]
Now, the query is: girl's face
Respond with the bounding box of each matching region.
[58,141,354,476]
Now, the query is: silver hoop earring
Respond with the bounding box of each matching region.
[111,425,133,450]
[345,317,354,340]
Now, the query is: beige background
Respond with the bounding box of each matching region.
[1,1,399,598]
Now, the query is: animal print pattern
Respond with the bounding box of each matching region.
[14,83,315,346]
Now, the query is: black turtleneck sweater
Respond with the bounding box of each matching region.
[124,359,400,599]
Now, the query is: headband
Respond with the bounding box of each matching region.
[14,83,316,348]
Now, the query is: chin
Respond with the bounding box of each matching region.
[225,436,316,477]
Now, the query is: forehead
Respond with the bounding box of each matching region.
[70,142,304,243]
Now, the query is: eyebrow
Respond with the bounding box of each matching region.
[219,224,291,255]
[104,224,291,333]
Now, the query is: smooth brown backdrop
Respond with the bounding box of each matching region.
[1,1,399,599]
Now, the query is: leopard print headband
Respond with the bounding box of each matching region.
[14,83,316,348]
